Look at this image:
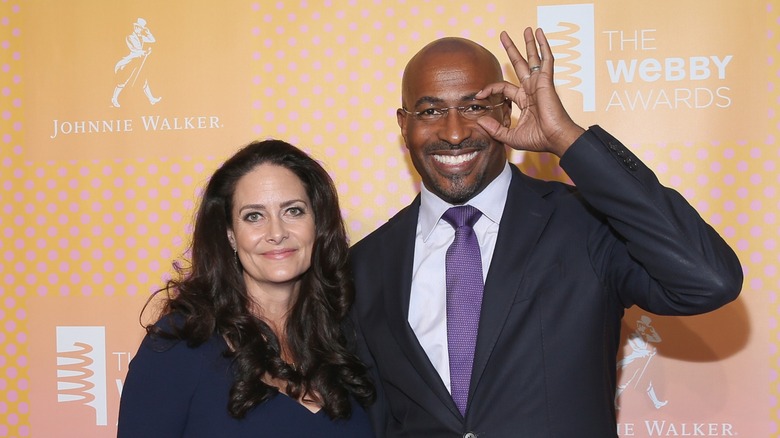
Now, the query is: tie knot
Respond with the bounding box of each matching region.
[442,205,482,229]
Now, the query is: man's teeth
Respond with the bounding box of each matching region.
[433,151,478,165]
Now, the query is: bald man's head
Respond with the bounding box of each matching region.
[401,38,503,107]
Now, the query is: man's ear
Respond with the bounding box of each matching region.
[397,108,409,149]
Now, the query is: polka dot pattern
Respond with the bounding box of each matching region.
[250,1,507,240]
[768,2,780,432]
[1,2,27,435]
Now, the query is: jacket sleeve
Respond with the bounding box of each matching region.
[559,125,743,314]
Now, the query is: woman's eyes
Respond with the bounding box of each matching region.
[286,206,305,217]
[242,206,306,222]
[244,212,262,222]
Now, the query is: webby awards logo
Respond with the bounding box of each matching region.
[537,3,734,114]
[29,294,143,435]
[56,326,109,426]
[537,4,597,112]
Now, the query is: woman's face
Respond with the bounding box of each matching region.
[227,163,315,295]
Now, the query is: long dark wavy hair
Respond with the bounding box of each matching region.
[147,139,374,419]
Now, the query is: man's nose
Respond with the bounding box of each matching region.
[437,109,472,145]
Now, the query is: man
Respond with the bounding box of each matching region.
[350,28,742,437]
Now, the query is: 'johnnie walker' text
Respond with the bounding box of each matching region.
[50,115,222,139]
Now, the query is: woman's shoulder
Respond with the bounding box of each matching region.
[140,313,224,357]
[149,312,186,335]
[126,313,227,396]
[119,316,230,437]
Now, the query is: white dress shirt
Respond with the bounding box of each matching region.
[408,162,511,392]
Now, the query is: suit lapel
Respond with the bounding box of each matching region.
[469,166,554,398]
[380,196,463,420]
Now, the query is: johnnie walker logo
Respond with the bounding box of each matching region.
[48,16,223,140]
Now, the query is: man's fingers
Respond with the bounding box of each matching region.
[476,82,508,99]
[500,30,529,76]
[476,81,522,102]
[476,117,511,144]
[535,28,554,72]
[523,27,542,70]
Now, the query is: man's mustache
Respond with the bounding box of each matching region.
[423,139,490,154]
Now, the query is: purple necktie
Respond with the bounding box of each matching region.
[442,205,484,416]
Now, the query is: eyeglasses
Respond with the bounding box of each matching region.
[401,99,508,122]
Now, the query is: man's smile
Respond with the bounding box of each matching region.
[432,151,479,166]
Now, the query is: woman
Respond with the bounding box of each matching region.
[117,140,375,437]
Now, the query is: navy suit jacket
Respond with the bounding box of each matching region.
[349,126,742,437]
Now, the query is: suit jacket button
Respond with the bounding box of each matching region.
[463,433,478,438]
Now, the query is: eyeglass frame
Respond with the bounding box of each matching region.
[400,99,509,122]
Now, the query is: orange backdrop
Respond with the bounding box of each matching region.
[0,1,776,436]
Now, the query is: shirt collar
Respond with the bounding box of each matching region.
[419,161,512,242]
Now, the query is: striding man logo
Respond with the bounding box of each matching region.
[537,4,596,112]
[615,315,668,410]
[111,17,162,108]
[56,326,108,426]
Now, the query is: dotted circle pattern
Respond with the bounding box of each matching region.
[767,3,780,434]
[1,2,28,436]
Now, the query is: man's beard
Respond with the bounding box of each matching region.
[423,138,490,204]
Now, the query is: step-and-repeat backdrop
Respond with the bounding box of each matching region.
[0,1,775,436]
